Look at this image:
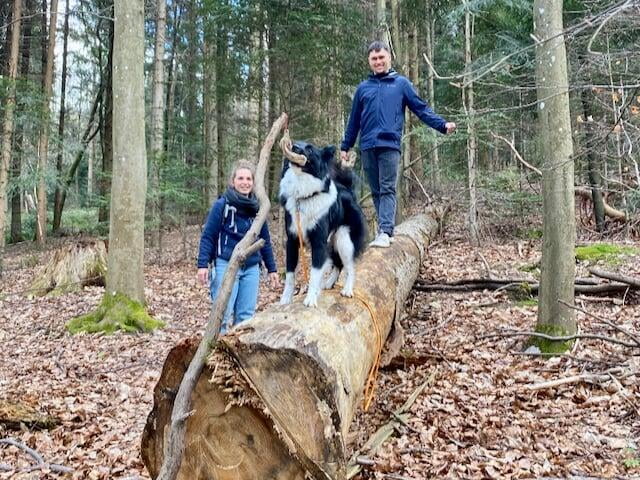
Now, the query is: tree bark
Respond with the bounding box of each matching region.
[464,0,479,244]
[36,0,59,244]
[149,0,166,251]
[98,13,114,224]
[141,213,440,480]
[107,0,147,303]
[579,90,605,231]
[10,0,33,244]
[203,16,218,204]
[533,0,576,345]
[0,0,22,257]
[52,0,70,232]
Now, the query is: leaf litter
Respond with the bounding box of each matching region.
[0,214,638,479]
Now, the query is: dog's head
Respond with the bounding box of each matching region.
[283,140,336,180]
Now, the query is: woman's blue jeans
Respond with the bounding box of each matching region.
[209,258,260,334]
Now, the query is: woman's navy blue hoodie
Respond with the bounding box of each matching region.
[197,196,277,272]
[341,69,447,153]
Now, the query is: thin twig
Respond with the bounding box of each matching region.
[481,330,638,349]
[0,438,73,474]
[558,299,640,347]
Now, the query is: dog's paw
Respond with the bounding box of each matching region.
[340,286,354,298]
[303,293,319,307]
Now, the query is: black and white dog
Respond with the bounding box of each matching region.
[279,141,367,307]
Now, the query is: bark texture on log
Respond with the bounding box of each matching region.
[142,213,439,480]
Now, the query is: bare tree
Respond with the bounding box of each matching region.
[0,0,22,262]
[533,0,577,350]
[463,0,479,244]
[36,0,59,244]
[107,0,148,302]
[150,0,166,252]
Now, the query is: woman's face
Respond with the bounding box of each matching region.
[232,168,254,195]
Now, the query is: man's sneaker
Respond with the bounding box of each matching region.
[369,232,391,248]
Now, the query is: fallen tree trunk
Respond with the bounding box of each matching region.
[141,213,441,480]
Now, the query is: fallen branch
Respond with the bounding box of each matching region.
[588,267,640,288]
[414,276,631,296]
[0,438,73,474]
[525,368,624,391]
[156,113,288,480]
[346,371,437,479]
[481,330,639,349]
[575,186,627,221]
[559,299,640,347]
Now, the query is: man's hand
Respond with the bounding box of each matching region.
[197,267,209,286]
[445,122,457,134]
[268,272,280,289]
[340,150,349,164]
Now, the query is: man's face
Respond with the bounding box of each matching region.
[368,49,391,75]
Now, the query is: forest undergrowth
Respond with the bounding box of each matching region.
[0,205,639,479]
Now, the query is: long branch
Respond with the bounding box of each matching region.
[156,112,288,480]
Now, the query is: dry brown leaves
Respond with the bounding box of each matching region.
[1,216,639,479]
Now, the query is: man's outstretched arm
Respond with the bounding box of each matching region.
[404,79,456,134]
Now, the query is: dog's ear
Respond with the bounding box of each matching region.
[322,145,336,163]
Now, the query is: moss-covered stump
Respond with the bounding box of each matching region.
[527,323,575,354]
[67,292,164,334]
[29,240,107,298]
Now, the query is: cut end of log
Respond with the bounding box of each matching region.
[141,339,307,480]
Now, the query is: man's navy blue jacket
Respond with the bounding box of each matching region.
[341,69,447,153]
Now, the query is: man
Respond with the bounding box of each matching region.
[340,41,457,248]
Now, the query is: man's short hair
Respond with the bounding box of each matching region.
[367,41,390,54]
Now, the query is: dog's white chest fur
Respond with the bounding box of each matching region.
[280,168,337,237]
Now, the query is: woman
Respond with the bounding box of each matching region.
[197,160,279,334]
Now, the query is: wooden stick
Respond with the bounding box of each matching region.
[588,267,640,288]
[559,299,640,347]
[481,330,639,349]
[156,113,288,480]
[525,369,623,391]
[0,438,73,474]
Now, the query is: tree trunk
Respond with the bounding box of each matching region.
[203,18,218,204]
[425,5,439,188]
[376,0,388,45]
[52,0,70,233]
[0,0,22,256]
[98,14,114,224]
[108,0,147,303]
[36,0,58,244]
[464,0,479,244]
[150,0,166,251]
[533,0,576,350]
[10,0,33,244]
[580,90,605,231]
[141,213,440,480]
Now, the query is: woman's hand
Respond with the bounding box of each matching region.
[197,268,209,286]
[268,272,280,289]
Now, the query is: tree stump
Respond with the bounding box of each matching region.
[142,213,440,480]
[29,240,107,297]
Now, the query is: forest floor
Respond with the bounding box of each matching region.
[1,207,639,479]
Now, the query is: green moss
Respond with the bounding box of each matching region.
[67,292,164,334]
[516,298,538,307]
[518,262,540,274]
[623,448,640,469]
[575,243,638,263]
[526,322,575,354]
[508,282,534,301]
